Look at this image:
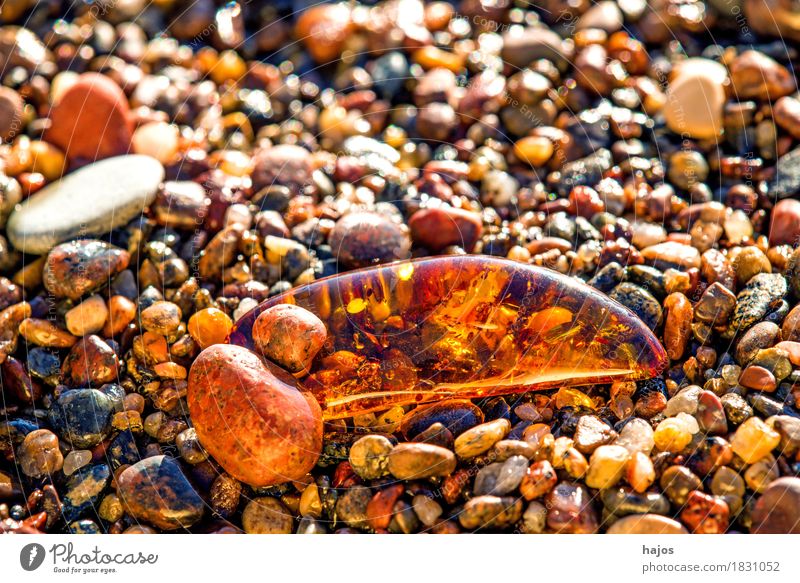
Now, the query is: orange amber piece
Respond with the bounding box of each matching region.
[230,256,668,419]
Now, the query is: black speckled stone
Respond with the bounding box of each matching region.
[609,282,663,330]
[62,464,111,522]
[48,388,121,448]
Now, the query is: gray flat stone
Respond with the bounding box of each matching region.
[7,155,164,254]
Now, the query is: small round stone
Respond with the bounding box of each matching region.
[252,304,327,373]
[349,434,393,480]
[140,301,182,336]
[607,514,688,534]
[454,418,510,459]
[328,212,411,270]
[117,455,204,531]
[387,442,457,480]
[187,307,234,349]
[65,294,108,337]
[18,429,63,478]
[42,239,130,300]
[585,445,629,490]
[751,477,800,534]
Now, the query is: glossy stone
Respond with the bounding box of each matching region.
[117,456,204,530]
[188,344,322,487]
[7,156,164,254]
[43,240,130,300]
[62,464,111,522]
[48,388,121,448]
[231,257,667,419]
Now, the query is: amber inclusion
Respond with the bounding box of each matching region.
[230,256,668,419]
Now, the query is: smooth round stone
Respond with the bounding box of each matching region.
[607,514,688,534]
[132,122,179,165]
[8,155,164,254]
[752,477,800,533]
[0,87,24,141]
[769,199,800,246]
[663,59,727,140]
[117,455,204,531]
[44,73,133,164]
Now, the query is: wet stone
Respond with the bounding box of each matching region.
[117,455,204,531]
[608,283,662,331]
[573,415,617,454]
[328,212,411,270]
[387,443,456,480]
[348,435,393,480]
[607,514,688,534]
[7,156,164,255]
[728,274,787,335]
[473,455,529,496]
[48,388,120,448]
[61,335,121,387]
[601,487,670,517]
[335,485,372,529]
[62,464,111,523]
[660,466,702,505]
[694,282,736,325]
[18,429,63,478]
[43,240,130,300]
[400,400,484,439]
[768,146,800,199]
[458,495,523,531]
[681,490,729,534]
[242,497,293,534]
[546,483,598,534]
[252,304,327,374]
[751,477,800,534]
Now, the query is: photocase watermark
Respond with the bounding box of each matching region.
[19,542,158,575]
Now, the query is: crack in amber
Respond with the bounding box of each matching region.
[230,256,668,419]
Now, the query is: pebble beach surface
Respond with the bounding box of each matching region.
[1,0,800,535]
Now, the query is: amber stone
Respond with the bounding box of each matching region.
[231,256,667,419]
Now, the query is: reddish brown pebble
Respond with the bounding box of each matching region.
[408,207,483,252]
[738,365,777,392]
[187,344,322,487]
[751,477,800,534]
[61,335,120,387]
[519,460,557,500]
[43,240,130,300]
[769,199,800,246]
[663,292,692,360]
[44,73,133,165]
[680,490,729,534]
[294,3,353,64]
[252,304,327,374]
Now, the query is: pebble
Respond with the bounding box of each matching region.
[546,483,598,533]
[62,450,92,476]
[616,418,655,454]
[663,59,727,140]
[43,240,130,299]
[696,391,728,434]
[694,282,737,325]
[607,514,688,534]
[348,435,393,480]
[400,400,484,439]
[474,455,529,496]
[48,387,120,448]
[454,418,510,459]
[118,456,204,530]
[660,466,702,505]
[519,460,558,500]
[640,241,701,269]
[387,442,456,480]
[328,212,411,269]
[732,246,771,285]
[251,144,313,194]
[680,490,729,534]
[520,501,547,534]
[408,207,483,252]
[188,344,322,487]
[252,304,327,373]
[0,87,23,141]
[602,487,670,517]
[769,199,800,246]
[730,417,780,463]
[608,283,662,330]
[62,464,111,522]
[736,321,781,364]
[242,497,294,534]
[61,335,120,387]
[573,415,617,454]
[132,122,179,165]
[663,292,692,360]
[65,295,108,337]
[44,73,133,165]
[739,365,777,392]
[501,26,569,70]
[335,485,372,529]
[412,494,443,527]
[18,429,63,478]
[585,445,629,489]
[295,3,353,64]
[140,301,182,337]
[730,50,795,101]
[458,495,523,530]
[728,273,788,335]
[626,451,656,493]
[751,477,800,533]
[187,307,233,349]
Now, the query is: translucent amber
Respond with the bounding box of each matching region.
[230,256,668,419]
